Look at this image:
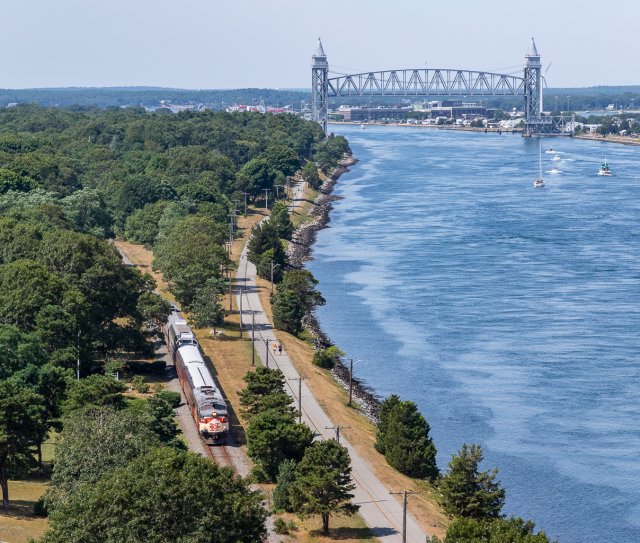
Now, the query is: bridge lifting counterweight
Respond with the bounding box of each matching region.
[311,38,563,136]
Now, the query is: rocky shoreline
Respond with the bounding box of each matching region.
[287,156,382,421]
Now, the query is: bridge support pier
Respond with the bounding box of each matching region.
[523,38,548,135]
[311,38,329,134]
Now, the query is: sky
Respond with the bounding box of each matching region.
[2,0,639,89]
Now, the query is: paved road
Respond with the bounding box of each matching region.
[236,182,428,543]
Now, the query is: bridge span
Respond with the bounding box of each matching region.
[312,38,552,136]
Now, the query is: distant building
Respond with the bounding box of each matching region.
[335,105,413,122]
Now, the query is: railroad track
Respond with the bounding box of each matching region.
[206,442,234,469]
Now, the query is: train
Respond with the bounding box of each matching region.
[164,310,229,444]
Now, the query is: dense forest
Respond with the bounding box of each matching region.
[0,105,352,541]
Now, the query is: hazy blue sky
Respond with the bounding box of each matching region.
[3,0,638,89]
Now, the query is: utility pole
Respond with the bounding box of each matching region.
[263,188,270,211]
[228,272,233,313]
[251,312,256,366]
[389,491,418,543]
[289,377,304,423]
[238,287,243,338]
[275,184,283,200]
[264,338,271,368]
[241,191,248,217]
[325,425,350,443]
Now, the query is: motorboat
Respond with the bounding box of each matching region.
[545,147,557,154]
[550,166,561,174]
[597,158,612,176]
[534,140,545,188]
[553,154,561,161]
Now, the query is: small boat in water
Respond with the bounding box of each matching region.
[597,158,612,176]
[553,154,561,161]
[534,141,545,188]
[545,147,557,154]
[550,166,561,174]
[360,124,366,130]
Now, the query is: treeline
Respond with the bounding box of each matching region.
[240,367,358,535]
[0,87,309,109]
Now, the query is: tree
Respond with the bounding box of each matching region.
[272,458,298,512]
[62,375,126,413]
[126,396,184,449]
[41,448,267,543]
[0,324,48,380]
[271,201,293,240]
[239,367,294,419]
[442,516,556,543]
[46,406,157,508]
[273,270,325,336]
[188,277,226,328]
[375,394,401,452]
[246,408,314,481]
[302,160,322,190]
[291,439,359,535]
[375,399,438,480]
[0,380,44,507]
[437,444,505,519]
[136,291,172,333]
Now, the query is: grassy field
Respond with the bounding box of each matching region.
[0,481,49,543]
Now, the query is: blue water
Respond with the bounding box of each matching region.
[307,126,640,543]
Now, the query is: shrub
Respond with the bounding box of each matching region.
[312,346,343,370]
[273,517,289,534]
[33,495,48,517]
[132,375,150,394]
[154,390,182,409]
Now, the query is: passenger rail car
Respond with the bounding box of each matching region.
[164,312,229,443]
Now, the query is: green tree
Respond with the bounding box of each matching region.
[375,394,401,453]
[302,160,322,190]
[290,439,359,535]
[443,516,556,543]
[273,270,325,336]
[0,380,44,507]
[47,406,156,508]
[375,399,438,480]
[246,408,314,481]
[41,448,267,543]
[0,324,48,380]
[437,444,505,519]
[272,458,298,512]
[135,291,172,333]
[63,375,126,413]
[239,367,294,419]
[271,201,294,240]
[188,277,226,328]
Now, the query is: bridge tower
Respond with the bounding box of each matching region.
[311,38,329,134]
[524,38,548,134]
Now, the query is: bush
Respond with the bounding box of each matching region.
[132,375,150,394]
[273,517,289,534]
[312,346,343,370]
[272,459,297,512]
[33,495,48,517]
[154,390,182,409]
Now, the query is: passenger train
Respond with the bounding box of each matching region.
[164,311,229,444]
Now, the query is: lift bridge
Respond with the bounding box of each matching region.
[312,38,566,136]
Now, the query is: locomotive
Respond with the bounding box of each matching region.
[165,311,229,444]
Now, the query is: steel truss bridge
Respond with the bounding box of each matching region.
[328,69,524,98]
[312,38,567,136]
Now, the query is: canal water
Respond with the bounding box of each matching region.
[307,125,640,543]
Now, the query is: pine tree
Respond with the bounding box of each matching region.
[291,440,359,535]
[273,459,297,512]
[379,400,439,480]
[437,444,505,519]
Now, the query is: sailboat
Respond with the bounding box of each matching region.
[534,140,545,188]
[597,158,612,176]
